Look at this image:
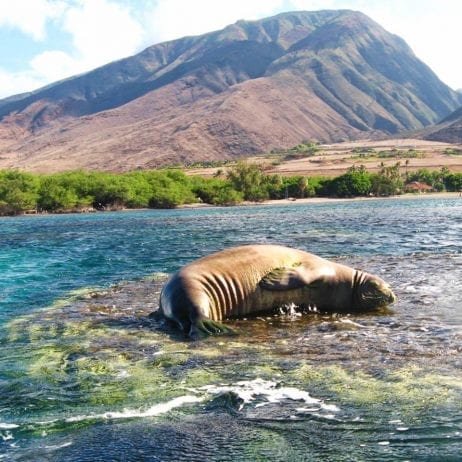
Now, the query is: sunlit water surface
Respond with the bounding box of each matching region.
[0,197,461,461]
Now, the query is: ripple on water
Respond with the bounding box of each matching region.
[1,260,461,436]
[1,201,461,460]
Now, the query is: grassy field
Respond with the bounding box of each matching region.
[186,139,462,178]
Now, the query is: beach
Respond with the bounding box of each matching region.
[179,191,462,208]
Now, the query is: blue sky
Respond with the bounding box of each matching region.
[0,0,461,98]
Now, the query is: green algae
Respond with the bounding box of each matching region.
[4,275,462,449]
[183,368,222,388]
[4,303,174,410]
[246,364,284,380]
[13,296,461,419]
[292,363,462,412]
[28,345,78,383]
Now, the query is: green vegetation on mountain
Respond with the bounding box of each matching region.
[1,164,461,216]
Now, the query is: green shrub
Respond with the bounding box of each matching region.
[0,170,39,214]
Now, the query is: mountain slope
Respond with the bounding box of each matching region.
[0,10,461,172]
[419,106,462,143]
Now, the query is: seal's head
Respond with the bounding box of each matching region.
[353,271,396,311]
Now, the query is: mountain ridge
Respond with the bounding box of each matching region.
[0,9,461,172]
[419,105,462,143]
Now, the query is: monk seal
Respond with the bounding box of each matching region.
[156,244,396,338]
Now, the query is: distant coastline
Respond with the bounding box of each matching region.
[179,191,461,209]
[2,191,460,219]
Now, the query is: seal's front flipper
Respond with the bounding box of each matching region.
[260,264,330,291]
[189,319,236,339]
[260,265,309,290]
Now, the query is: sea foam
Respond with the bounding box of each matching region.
[200,378,340,413]
[66,395,203,423]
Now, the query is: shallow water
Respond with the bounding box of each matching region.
[0,197,461,461]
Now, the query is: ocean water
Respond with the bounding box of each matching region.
[0,197,461,461]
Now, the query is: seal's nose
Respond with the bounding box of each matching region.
[388,290,396,304]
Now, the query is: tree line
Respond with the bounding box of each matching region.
[0,163,461,216]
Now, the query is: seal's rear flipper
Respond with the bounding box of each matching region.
[148,309,164,321]
[189,319,237,339]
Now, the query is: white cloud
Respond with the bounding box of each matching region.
[0,0,147,97]
[0,68,45,97]
[0,0,65,40]
[0,50,77,98]
[30,50,79,82]
[63,0,144,68]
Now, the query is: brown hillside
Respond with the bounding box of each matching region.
[420,106,462,143]
[0,10,461,172]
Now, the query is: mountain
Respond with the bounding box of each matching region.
[1,10,461,172]
[420,106,462,143]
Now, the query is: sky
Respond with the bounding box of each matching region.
[0,0,461,99]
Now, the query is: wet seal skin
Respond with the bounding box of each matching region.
[154,244,396,338]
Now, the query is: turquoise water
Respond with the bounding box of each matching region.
[1,197,461,460]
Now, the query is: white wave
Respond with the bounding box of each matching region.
[1,431,14,441]
[66,395,203,423]
[0,423,18,429]
[44,441,73,450]
[337,318,367,328]
[278,303,303,318]
[2,381,338,430]
[200,378,340,413]
[403,285,418,293]
[0,395,203,431]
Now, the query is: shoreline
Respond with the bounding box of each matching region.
[1,192,460,218]
[180,191,461,209]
